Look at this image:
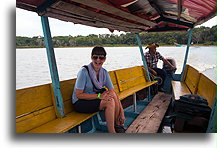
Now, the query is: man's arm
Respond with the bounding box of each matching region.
[162,58,176,70]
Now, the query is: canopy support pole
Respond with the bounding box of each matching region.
[41,16,65,118]
[181,28,193,81]
[135,33,151,101]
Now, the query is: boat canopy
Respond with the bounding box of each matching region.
[17,0,216,33]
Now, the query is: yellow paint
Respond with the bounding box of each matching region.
[109,71,119,92]
[64,99,74,114]
[116,66,144,82]
[16,106,56,133]
[60,79,76,102]
[115,66,147,92]
[15,65,164,133]
[118,81,157,100]
[26,112,97,133]
[16,84,53,117]
[172,65,216,108]
[196,74,216,107]
[108,71,116,84]
[184,65,200,94]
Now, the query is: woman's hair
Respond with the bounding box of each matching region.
[91,46,107,56]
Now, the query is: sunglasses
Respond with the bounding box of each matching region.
[92,55,106,60]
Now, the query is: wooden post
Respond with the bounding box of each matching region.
[41,16,65,118]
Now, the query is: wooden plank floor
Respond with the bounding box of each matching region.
[126,92,172,133]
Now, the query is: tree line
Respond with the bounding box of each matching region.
[16,26,216,48]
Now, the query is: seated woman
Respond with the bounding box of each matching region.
[72,46,125,133]
[144,43,176,91]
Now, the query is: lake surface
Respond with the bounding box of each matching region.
[16,46,216,89]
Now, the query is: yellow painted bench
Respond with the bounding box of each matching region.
[172,65,200,100]
[115,66,157,100]
[16,66,157,133]
[172,64,216,107]
[171,65,216,133]
[196,74,216,108]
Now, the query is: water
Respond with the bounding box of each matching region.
[16,46,216,89]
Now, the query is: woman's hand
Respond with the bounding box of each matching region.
[100,91,113,101]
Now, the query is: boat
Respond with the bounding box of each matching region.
[174,42,185,47]
[16,0,216,133]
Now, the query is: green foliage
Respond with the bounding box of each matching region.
[16,25,216,48]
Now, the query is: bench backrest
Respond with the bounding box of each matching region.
[115,66,147,92]
[184,65,200,94]
[196,74,216,107]
[108,71,120,93]
[16,84,56,133]
[60,79,76,114]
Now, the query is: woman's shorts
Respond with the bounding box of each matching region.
[74,99,101,113]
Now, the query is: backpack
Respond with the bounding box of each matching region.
[173,94,211,132]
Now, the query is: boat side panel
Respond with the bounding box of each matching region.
[196,74,216,107]
[184,65,200,94]
[16,84,53,117]
[16,106,56,133]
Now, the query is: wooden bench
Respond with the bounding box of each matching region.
[196,74,216,108]
[126,92,172,133]
[172,64,216,107]
[171,65,216,133]
[115,66,157,100]
[16,66,157,133]
[172,65,200,100]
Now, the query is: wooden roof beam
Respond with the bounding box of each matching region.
[40,11,144,33]
[68,0,157,27]
[50,1,148,30]
[177,0,182,21]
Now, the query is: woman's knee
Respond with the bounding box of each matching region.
[105,99,115,109]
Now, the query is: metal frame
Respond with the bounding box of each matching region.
[41,16,65,118]
[135,33,151,101]
[181,28,193,81]
[133,93,137,112]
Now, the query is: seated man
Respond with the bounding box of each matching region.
[144,43,176,91]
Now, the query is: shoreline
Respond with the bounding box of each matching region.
[16,44,216,49]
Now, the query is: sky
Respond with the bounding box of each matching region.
[16,8,217,37]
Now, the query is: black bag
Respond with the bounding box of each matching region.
[174,94,211,119]
[174,94,211,132]
[95,88,106,94]
[83,65,106,94]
